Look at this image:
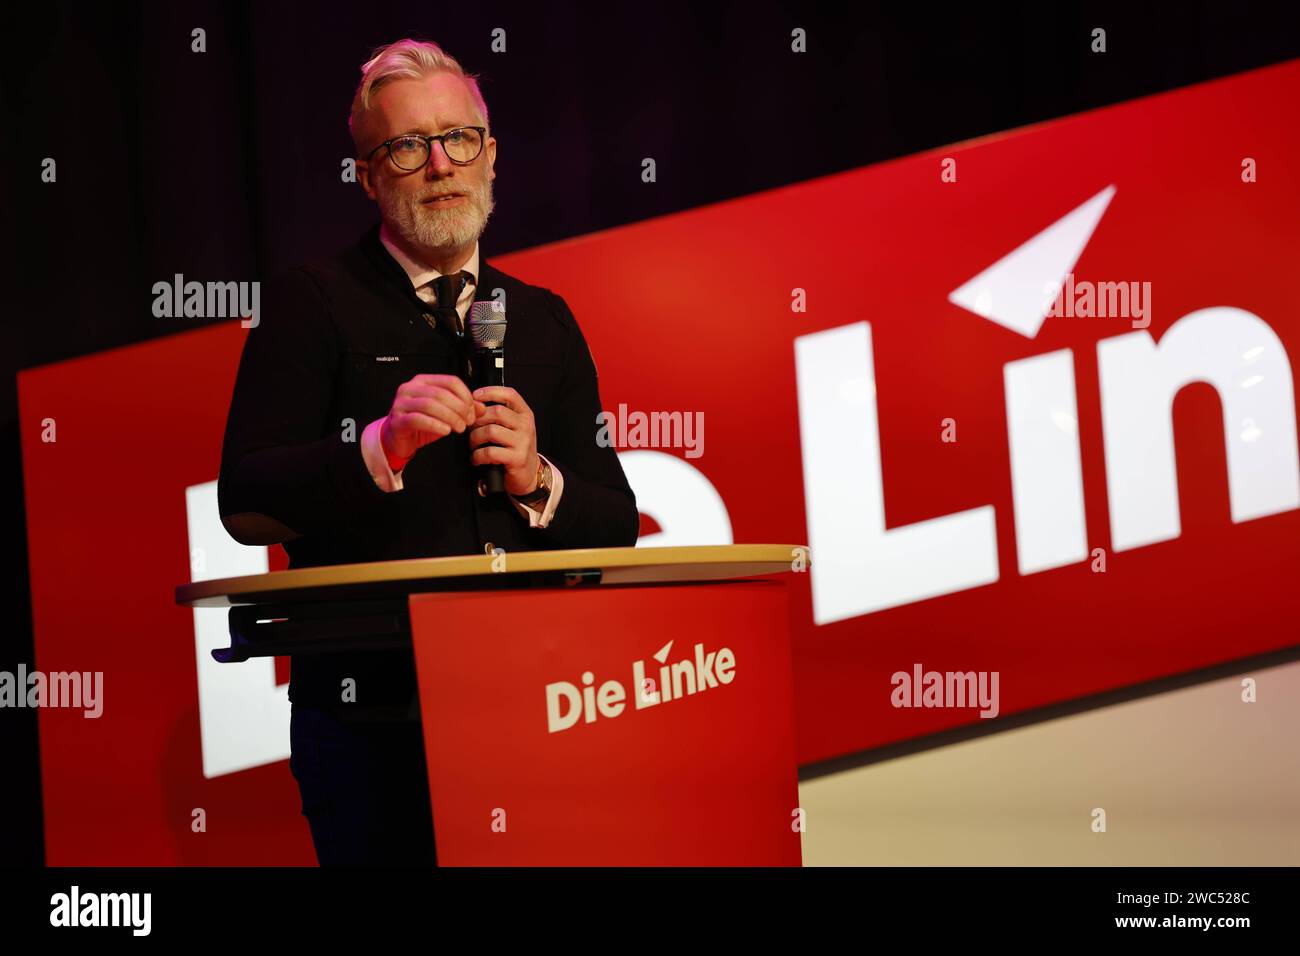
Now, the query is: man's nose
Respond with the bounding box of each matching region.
[425,141,455,176]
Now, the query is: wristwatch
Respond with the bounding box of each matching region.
[512,458,552,505]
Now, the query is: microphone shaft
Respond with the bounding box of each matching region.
[473,346,506,494]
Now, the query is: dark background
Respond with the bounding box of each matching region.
[3,0,1298,867]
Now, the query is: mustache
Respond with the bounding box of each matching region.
[418,185,486,204]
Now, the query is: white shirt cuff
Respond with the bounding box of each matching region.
[511,453,564,528]
[361,417,405,492]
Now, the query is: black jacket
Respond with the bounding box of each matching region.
[217,223,638,709]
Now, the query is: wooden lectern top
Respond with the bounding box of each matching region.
[175,543,809,608]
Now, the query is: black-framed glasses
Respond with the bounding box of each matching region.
[365,127,487,170]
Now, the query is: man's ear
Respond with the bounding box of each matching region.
[486,136,497,182]
[356,159,377,200]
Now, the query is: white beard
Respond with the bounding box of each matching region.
[378,175,495,254]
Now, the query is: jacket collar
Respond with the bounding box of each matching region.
[360,222,499,308]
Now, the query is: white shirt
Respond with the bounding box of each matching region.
[357,225,564,529]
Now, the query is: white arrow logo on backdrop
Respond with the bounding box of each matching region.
[948,184,1116,338]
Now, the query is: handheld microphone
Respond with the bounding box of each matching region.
[468,300,508,495]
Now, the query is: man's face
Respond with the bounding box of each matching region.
[357,73,497,257]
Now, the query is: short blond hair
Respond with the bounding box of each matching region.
[349,38,489,154]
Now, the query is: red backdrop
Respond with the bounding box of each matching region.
[19,59,1300,863]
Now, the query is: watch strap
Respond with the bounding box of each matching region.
[512,460,550,504]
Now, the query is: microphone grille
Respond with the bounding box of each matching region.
[468,300,507,348]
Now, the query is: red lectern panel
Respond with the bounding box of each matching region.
[409,580,802,866]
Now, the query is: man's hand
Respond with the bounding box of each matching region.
[468,386,540,496]
[380,373,477,462]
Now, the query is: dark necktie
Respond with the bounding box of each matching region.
[431,272,466,339]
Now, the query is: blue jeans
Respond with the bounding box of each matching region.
[288,703,438,866]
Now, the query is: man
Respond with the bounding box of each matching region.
[217,38,639,866]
